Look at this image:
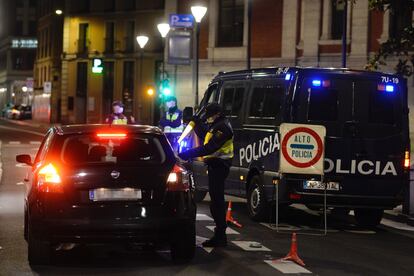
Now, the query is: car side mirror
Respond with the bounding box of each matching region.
[16,154,32,166]
[183,106,194,124]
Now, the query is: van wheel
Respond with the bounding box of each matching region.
[247,175,269,221]
[354,209,384,228]
[28,226,52,265]
[194,190,207,203]
[170,222,195,264]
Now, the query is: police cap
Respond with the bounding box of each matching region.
[205,103,222,118]
[112,100,124,107]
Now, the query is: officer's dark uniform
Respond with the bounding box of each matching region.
[179,103,234,247]
[159,97,184,150]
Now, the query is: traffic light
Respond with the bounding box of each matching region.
[161,79,172,96]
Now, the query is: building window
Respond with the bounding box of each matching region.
[104,0,115,12]
[389,3,413,39]
[76,62,88,97]
[70,0,90,13]
[122,0,136,10]
[78,23,89,54]
[28,20,37,36]
[122,61,135,114]
[124,21,135,53]
[103,62,114,115]
[105,22,115,53]
[15,20,24,36]
[331,0,345,40]
[136,0,164,10]
[218,0,244,47]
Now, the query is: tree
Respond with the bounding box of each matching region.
[365,0,414,76]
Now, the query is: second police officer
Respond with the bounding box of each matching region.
[178,103,234,247]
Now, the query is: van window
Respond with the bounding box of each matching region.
[221,86,244,117]
[200,83,219,107]
[308,87,338,121]
[248,82,284,119]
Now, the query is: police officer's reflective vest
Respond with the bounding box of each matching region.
[163,111,184,133]
[112,117,128,125]
[203,131,234,160]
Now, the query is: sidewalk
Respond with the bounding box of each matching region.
[0,118,58,132]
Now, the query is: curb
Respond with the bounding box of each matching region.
[383,211,414,227]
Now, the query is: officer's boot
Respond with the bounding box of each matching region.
[202,228,227,247]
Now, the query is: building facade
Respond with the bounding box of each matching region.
[0,0,37,111]
[164,0,414,132]
[59,0,165,124]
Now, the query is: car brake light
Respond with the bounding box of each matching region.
[37,163,63,193]
[166,164,190,192]
[96,133,127,139]
[404,150,410,169]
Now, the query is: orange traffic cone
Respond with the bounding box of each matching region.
[276,232,305,266]
[226,201,242,228]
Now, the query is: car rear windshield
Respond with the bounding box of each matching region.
[303,76,402,125]
[61,134,167,166]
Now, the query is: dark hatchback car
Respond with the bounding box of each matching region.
[16,124,196,265]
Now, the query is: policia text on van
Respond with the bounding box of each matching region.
[186,67,410,228]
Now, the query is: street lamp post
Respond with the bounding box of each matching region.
[191,5,207,107]
[157,23,170,82]
[136,35,149,123]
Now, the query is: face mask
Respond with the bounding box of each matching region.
[166,101,176,109]
[113,106,123,114]
[206,116,215,124]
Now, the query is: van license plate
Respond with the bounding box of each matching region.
[303,181,340,191]
[89,188,142,201]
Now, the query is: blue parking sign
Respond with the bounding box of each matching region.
[169,14,194,28]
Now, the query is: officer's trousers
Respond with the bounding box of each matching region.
[207,159,230,237]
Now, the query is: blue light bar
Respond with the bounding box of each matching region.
[285,73,291,81]
[312,80,322,87]
[385,85,394,93]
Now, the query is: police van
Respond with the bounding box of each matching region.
[186,67,410,227]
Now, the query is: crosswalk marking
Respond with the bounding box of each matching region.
[30,141,41,145]
[265,260,312,274]
[196,213,214,221]
[9,141,21,145]
[232,241,272,252]
[196,236,214,253]
[206,225,239,235]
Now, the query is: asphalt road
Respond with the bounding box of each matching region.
[1,120,414,275]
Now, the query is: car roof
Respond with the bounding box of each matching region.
[211,66,401,82]
[53,124,164,136]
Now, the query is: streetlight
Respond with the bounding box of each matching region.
[191,5,207,107]
[157,23,170,87]
[136,35,149,123]
[55,9,63,15]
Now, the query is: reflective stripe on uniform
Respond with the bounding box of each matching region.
[203,131,234,160]
[112,118,128,125]
[164,125,184,133]
[167,112,179,122]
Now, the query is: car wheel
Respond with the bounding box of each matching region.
[28,225,52,265]
[170,222,195,264]
[247,175,269,222]
[354,208,384,228]
[194,190,207,203]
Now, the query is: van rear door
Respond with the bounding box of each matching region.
[293,72,408,201]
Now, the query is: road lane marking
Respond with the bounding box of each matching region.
[30,141,41,145]
[381,218,414,232]
[206,226,239,235]
[196,236,214,253]
[9,141,21,145]
[232,241,272,252]
[16,182,24,186]
[196,213,214,221]
[265,260,312,274]
[0,125,44,136]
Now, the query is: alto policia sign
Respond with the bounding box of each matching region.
[279,123,326,175]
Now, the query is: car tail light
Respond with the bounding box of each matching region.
[166,164,190,192]
[96,133,127,139]
[37,163,63,193]
[404,150,410,169]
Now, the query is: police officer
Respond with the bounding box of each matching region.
[105,101,135,125]
[159,96,184,149]
[178,103,234,247]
